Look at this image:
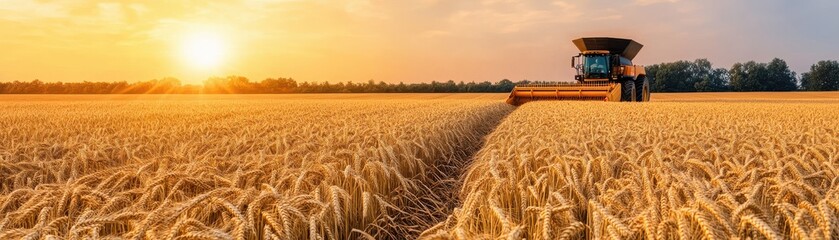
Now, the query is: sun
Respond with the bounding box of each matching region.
[180,32,226,69]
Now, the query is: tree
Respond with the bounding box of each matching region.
[645,64,660,91]
[647,59,728,92]
[729,61,769,91]
[260,77,297,93]
[691,59,729,92]
[729,59,797,92]
[694,68,729,92]
[766,58,798,91]
[146,77,182,94]
[22,79,46,93]
[497,79,515,92]
[229,76,257,93]
[203,76,257,93]
[801,60,839,91]
[650,61,694,92]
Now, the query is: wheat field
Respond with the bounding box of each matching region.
[2,93,839,240]
[0,95,513,239]
[421,101,839,239]
[651,92,839,102]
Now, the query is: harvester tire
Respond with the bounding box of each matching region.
[621,79,636,102]
[634,76,649,102]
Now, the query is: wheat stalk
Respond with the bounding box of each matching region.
[739,214,781,240]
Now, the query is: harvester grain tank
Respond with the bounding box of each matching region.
[506,37,650,105]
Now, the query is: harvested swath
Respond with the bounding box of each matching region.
[422,101,839,239]
[0,95,513,239]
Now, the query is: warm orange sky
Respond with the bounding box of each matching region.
[1,0,838,84]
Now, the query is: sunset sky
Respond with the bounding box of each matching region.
[1,0,837,84]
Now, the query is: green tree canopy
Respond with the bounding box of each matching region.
[646,59,728,92]
[730,59,799,91]
[730,61,768,91]
[766,58,798,91]
[4,57,838,94]
[801,60,839,91]
[691,59,729,92]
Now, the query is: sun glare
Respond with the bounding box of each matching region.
[181,32,225,69]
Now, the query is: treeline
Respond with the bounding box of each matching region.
[647,59,839,92]
[2,59,837,94]
[0,77,523,94]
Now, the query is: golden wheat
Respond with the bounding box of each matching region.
[422,101,839,239]
[4,94,838,239]
[0,94,513,239]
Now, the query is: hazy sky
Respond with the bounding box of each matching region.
[1,0,837,84]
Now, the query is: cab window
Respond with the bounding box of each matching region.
[584,55,609,78]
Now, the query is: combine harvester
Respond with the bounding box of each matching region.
[506,37,650,105]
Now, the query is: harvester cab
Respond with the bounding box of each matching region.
[506,37,651,105]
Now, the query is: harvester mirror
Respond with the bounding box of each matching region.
[571,55,581,69]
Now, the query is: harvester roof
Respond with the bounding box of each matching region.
[572,37,643,60]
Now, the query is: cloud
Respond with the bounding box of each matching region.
[634,0,680,6]
[0,0,70,20]
[1,0,838,83]
[97,3,126,23]
[448,1,581,34]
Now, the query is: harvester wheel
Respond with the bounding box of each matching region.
[634,76,649,102]
[621,79,636,102]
